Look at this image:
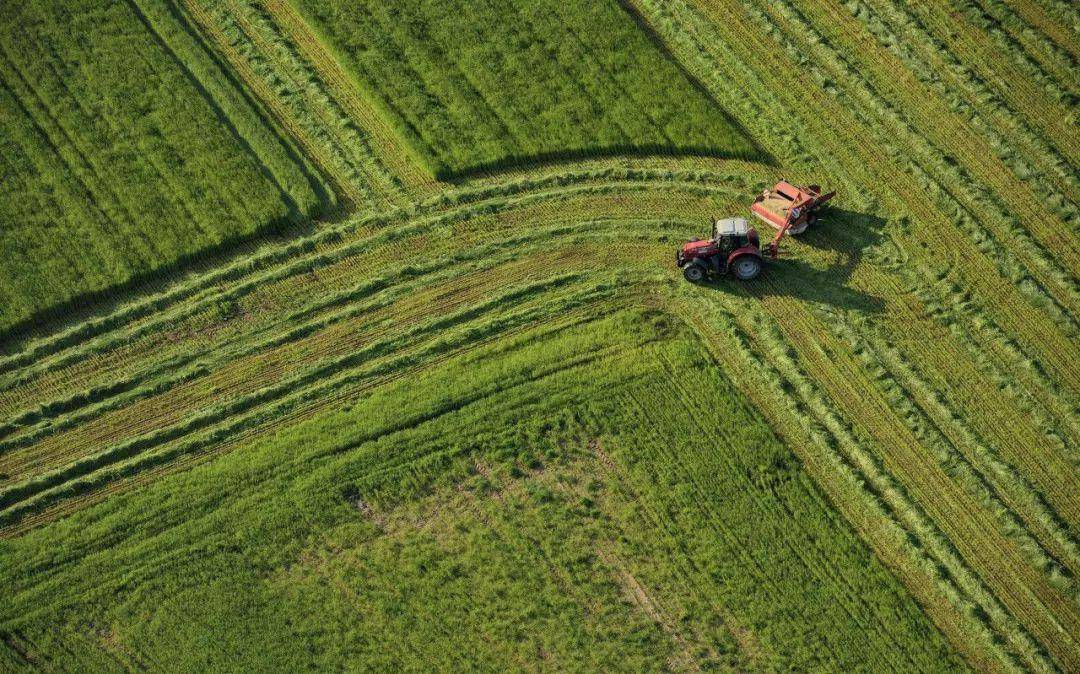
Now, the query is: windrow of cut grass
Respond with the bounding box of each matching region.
[0,176,754,522]
[0,0,331,335]
[0,221,696,519]
[635,0,1080,413]
[286,0,760,178]
[911,0,1079,151]
[780,0,1079,304]
[648,0,1080,442]
[182,0,404,210]
[846,0,1078,204]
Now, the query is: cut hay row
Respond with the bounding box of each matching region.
[916,0,1079,146]
[1,312,965,669]
[190,0,405,209]
[977,0,1080,99]
[831,319,1080,585]
[0,274,627,529]
[0,243,629,485]
[998,0,1080,59]
[635,0,1080,403]
[849,0,1078,203]
[757,295,1078,669]
[176,0,369,208]
[643,0,1078,499]
[627,5,1080,665]
[2,167,1071,669]
[2,158,1071,630]
[2,3,1077,668]
[0,307,610,538]
[259,0,440,197]
[0,171,749,411]
[763,0,1079,317]
[0,163,752,377]
[0,190,712,504]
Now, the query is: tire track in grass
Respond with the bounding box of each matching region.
[760,292,1078,669]
[676,300,1030,672]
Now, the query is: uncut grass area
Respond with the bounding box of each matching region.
[290,0,760,178]
[0,311,961,671]
[0,0,331,335]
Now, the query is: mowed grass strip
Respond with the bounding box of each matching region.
[287,0,760,178]
[0,0,330,335]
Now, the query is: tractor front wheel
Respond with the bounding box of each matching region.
[683,263,706,282]
[731,256,762,280]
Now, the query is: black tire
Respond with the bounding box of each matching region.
[806,213,818,227]
[730,255,762,281]
[683,264,706,282]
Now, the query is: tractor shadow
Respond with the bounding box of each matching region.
[701,208,888,313]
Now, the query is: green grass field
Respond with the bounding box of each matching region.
[288,0,760,177]
[0,0,330,334]
[0,0,1077,670]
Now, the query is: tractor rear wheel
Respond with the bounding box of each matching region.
[731,256,762,280]
[683,263,706,282]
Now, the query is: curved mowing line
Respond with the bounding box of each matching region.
[0,287,627,531]
[0,217,692,457]
[0,168,754,383]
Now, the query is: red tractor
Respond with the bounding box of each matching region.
[676,181,834,282]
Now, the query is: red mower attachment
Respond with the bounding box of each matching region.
[751,181,835,236]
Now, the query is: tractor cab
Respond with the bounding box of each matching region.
[712,216,759,250]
